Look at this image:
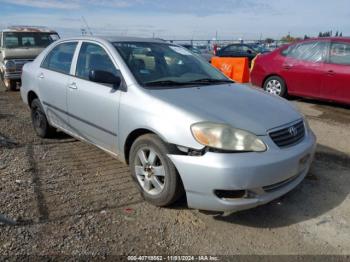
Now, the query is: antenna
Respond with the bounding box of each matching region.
[81,16,93,36]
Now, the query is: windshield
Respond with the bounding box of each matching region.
[113,42,231,88]
[250,44,269,53]
[3,32,60,49]
[181,45,201,54]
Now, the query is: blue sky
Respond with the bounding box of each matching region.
[0,0,349,40]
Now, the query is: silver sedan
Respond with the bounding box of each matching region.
[20,36,316,212]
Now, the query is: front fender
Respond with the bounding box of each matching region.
[117,89,205,161]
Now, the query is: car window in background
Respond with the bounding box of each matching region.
[22,36,35,47]
[251,45,269,53]
[242,45,255,53]
[4,34,19,47]
[3,32,59,48]
[330,42,350,65]
[287,41,329,62]
[76,42,119,80]
[224,45,240,52]
[113,42,228,87]
[41,42,78,74]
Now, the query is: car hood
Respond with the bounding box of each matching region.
[1,48,45,60]
[149,84,302,135]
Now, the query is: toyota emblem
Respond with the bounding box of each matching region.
[288,126,298,136]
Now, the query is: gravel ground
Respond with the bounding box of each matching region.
[1,84,350,258]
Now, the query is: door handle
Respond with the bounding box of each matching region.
[38,73,44,79]
[327,70,335,76]
[283,65,293,70]
[68,82,78,90]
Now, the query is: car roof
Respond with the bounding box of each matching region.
[296,37,350,44]
[1,26,57,33]
[58,36,167,44]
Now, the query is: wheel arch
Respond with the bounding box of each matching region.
[124,128,186,205]
[124,128,160,165]
[27,90,39,107]
[262,74,286,88]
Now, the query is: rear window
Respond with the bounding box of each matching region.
[281,41,329,62]
[41,42,78,74]
[3,32,60,48]
[329,42,350,65]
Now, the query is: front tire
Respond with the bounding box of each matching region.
[2,79,17,92]
[263,76,287,97]
[129,134,184,207]
[30,98,56,138]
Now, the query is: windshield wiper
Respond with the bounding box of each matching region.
[187,78,234,84]
[144,80,194,87]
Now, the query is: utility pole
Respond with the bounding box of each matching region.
[81,16,93,36]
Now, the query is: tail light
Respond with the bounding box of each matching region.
[250,54,259,71]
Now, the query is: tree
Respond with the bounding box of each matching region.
[319,31,332,38]
[281,34,301,43]
[304,35,310,40]
[335,31,339,37]
[340,32,343,37]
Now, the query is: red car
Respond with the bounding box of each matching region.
[251,37,350,105]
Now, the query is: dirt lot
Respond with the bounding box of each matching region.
[1,83,350,257]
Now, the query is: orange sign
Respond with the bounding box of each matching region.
[211,57,250,83]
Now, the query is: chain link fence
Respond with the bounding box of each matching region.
[167,39,289,51]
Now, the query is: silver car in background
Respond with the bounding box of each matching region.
[20,36,316,212]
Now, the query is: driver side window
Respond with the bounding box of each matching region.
[76,42,119,81]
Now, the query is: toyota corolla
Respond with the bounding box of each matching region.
[20,36,316,212]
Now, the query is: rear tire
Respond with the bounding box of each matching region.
[8,80,18,91]
[30,98,56,138]
[263,76,287,97]
[129,134,184,207]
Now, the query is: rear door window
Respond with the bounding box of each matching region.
[41,42,78,74]
[22,36,35,47]
[224,45,240,52]
[4,34,19,48]
[329,42,350,65]
[287,41,329,62]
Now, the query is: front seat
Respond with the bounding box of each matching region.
[129,58,146,73]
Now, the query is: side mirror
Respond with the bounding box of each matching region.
[89,70,121,88]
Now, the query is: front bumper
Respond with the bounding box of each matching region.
[4,72,22,80]
[168,130,316,212]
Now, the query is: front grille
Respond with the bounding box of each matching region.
[14,59,33,72]
[269,120,305,148]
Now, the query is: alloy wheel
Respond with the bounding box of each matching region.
[134,147,166,195]
[266,79,282,95]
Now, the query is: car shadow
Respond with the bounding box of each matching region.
[288,96,350,110]
[211,144,350,228]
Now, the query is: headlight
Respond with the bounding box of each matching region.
[191,122,267,152]
[4,60,16,71]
